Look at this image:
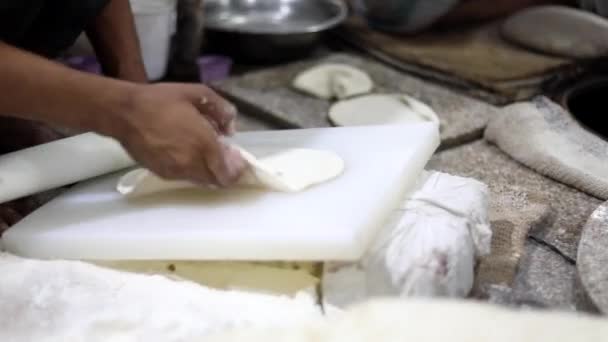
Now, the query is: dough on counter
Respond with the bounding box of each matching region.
[117,147,345,197]
[292,64,374,100]
[501,5,608,59]
[328,94,440,127]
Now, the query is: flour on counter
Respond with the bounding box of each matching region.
[205,298,608,342]
[323,171,491,308]
[0,254,322,342]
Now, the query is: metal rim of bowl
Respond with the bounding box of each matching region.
[204,0,348,35]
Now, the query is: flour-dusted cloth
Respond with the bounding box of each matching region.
[0,254,322,342]
[322,171,491,309]
[485,96,608,200]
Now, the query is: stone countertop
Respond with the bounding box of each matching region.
[427,140,602,261]
[216,53,499,149]
[428,141,602,312]
[511,241,596,312]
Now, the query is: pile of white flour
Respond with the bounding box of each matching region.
[0,254,321,342]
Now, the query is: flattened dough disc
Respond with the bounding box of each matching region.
[117,147,345,197]
[501,5,608,59]
[328,94,440,127]
[292,64,374,100]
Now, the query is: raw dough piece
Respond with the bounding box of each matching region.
[117,147,345,197]
[501,6,608,59]
[328,94,440,127]
[292,64,374,100]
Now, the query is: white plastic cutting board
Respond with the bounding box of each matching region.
[2,124,439,261]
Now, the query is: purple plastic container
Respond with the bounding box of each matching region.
[197,55,233,83]
[61,56,102,75]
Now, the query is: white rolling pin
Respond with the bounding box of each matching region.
[0,133,134,204]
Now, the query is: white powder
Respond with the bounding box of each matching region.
[0,254,322,342]
[205,299,608,342]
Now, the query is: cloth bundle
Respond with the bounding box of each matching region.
[485,96,608,200]
[323,171,492,309]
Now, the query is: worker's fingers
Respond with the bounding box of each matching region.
[154,139,245,187]
[175,116,242,186]
[138,116,245,187]
[155,156,218,186]
[183,85,238,136]
[203,140,247,187]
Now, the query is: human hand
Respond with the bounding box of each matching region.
[111,83,247,187]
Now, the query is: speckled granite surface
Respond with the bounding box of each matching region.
[474,242,596,312]
[427,140,602,261]
[509,241,597,312]
[429,140,602,311]
[577,201,608,314]
[216,53,499,148]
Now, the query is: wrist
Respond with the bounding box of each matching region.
[112,59,149,83]
[90,80,141,139]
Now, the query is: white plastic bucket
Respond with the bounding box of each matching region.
[130,0,177,80]
[67,0,176,81]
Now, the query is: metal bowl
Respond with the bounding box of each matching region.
[203,0,348,63]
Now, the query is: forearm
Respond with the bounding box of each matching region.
[86,0,147,82]
[0,41,135,137]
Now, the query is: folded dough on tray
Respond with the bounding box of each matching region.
[117,146,345,197]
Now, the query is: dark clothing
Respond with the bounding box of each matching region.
[0,0,109,57]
